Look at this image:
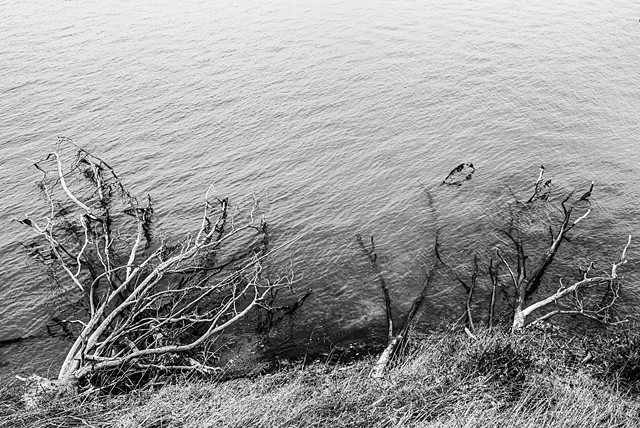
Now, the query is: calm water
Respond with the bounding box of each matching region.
[1,0,640,382]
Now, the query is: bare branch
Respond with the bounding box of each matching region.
[53,152,94,215]
[520,236,631,328]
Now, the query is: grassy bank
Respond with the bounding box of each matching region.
[3,327,640,427]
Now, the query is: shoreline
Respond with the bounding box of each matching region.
[3,327,639,427]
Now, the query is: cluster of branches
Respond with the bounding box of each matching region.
[495,174,629,331]
[360,165,631,378]
[16,140,294,393]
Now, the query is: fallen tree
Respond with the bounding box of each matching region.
[16,140,295,394]
[362,165,631,378]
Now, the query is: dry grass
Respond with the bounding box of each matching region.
[3,328,640,427]
[0,384,131,428]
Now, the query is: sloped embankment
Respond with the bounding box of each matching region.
[3,328,640,427]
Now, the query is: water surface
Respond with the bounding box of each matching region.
[1,0,639,382]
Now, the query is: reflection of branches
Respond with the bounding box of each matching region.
[16,141,295,392]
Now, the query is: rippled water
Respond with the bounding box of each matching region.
[1,0,639,382]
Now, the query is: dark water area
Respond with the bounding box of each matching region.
[1,0,640,383]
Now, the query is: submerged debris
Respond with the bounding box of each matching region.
[442,162,475,186]
[526,165,549,203]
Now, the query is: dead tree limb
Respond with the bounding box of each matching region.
[369,258,436,379]
[358,234,437,379]
[495,177,629,331]
[512,192,591,330]
[527,165,552,203]
[525,235,630,327]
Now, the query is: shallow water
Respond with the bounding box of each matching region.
[1,0,640,382]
